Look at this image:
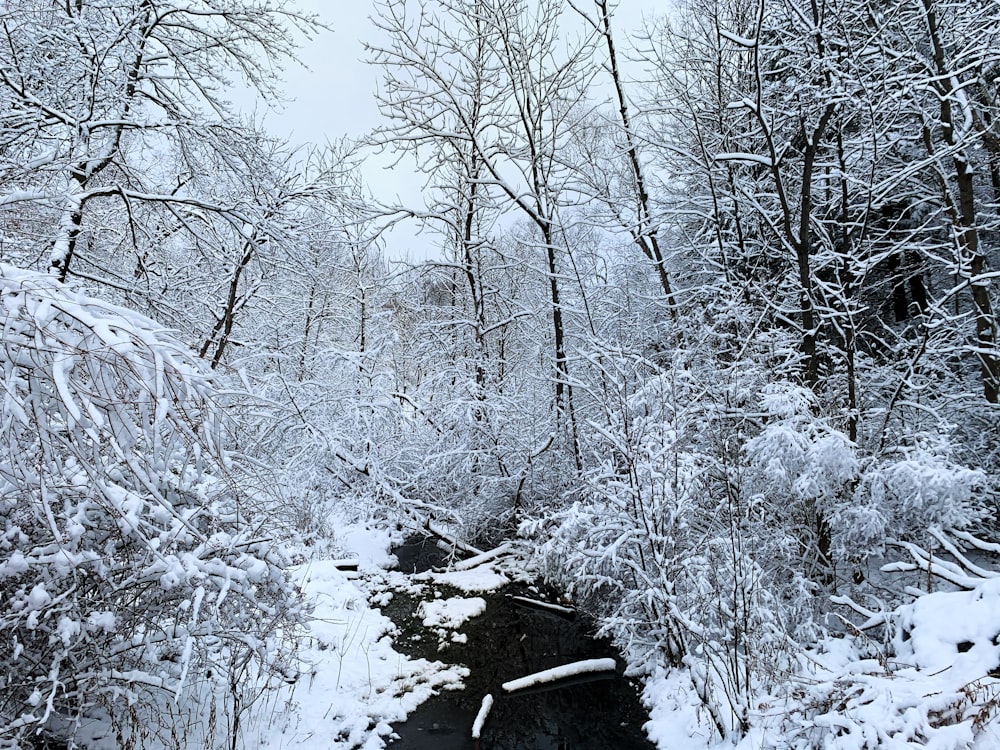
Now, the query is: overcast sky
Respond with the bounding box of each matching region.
[245,1,666,259]
[256,0,663,146]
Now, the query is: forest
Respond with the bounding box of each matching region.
[1,0,999,747]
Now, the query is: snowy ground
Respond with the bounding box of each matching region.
[241,524,1000,750]
[241,524,514,749]
[72,522,1000,750]
[640,579,1000,750]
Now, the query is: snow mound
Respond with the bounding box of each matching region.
[640,579,1000,750]
[895,579,1000,674]
[419,596,487,630]
[418,594,487,649]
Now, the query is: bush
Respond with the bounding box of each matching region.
[0,266,297,746]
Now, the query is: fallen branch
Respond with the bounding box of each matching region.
[452,544,514,571]
[471,694,493,740]
[883,540,985,590]
[425,520,485,558]
[509,595,576,619]
[830,595,887,630]
[501,658,616,693]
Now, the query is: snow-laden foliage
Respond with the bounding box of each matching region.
[531,362,813,735]
[744,383,859,579]
[531,367,995,739]
[773,574,1000,749]
[839,438,987,558]
[0,266,297,744]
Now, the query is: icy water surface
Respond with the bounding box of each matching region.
[385,539,655,750]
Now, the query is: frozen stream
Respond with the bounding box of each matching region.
[384,538,656,750]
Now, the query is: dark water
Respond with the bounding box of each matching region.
[384,539,656,750]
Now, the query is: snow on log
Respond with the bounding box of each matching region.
[330,559,359,572]
[501,658,617,693]
[453,544,513,571]
[471,694,494,739]
[425,520,485,557]
[509,595,575,619]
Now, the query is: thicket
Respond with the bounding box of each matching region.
[2,0,999,745]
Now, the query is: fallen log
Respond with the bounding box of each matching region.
[471,694,494,740]
[425,520,485,558]
[500,671,616,696]
[501,658,617,694]
[508,595,575,619]
[453,544,514,571]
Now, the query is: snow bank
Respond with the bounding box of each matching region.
[637,577,1000,750]
[236,523,472,750]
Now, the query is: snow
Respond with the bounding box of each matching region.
[56,616,80,647]
[418,595,487,650]
[87,611,116,633]
[26,584,51,610]
[641,668,719,750]
[637,577,1000,750]
[472,694,494,739]
[501,658,617,693]
[510,595,575,617]
[427,566,511,592]
[238,525,477,749]
[718,28,757,47]
[419,596,487,630]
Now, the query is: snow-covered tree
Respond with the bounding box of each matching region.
[0,0,315,290]
[0,266,297,744]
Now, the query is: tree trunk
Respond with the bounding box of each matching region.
[922,0,1000,402]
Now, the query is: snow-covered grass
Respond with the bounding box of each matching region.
[242,556,468,749]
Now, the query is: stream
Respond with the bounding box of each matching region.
[384,538,657,750]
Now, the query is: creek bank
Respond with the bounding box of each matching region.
[380,538,656,749]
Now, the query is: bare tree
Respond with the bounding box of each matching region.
[0,0,316,285]
[370,0,599,470]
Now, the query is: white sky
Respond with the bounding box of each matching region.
[257,2,381,145]
[245,1,667,259]
[258,0,664,146]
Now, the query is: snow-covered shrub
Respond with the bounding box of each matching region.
[837,435,987,559]
[774,579,1000,749]
[744,382,859,580]
[532,362,705,655]
[533,360,806,736]
[0,266,298,745]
